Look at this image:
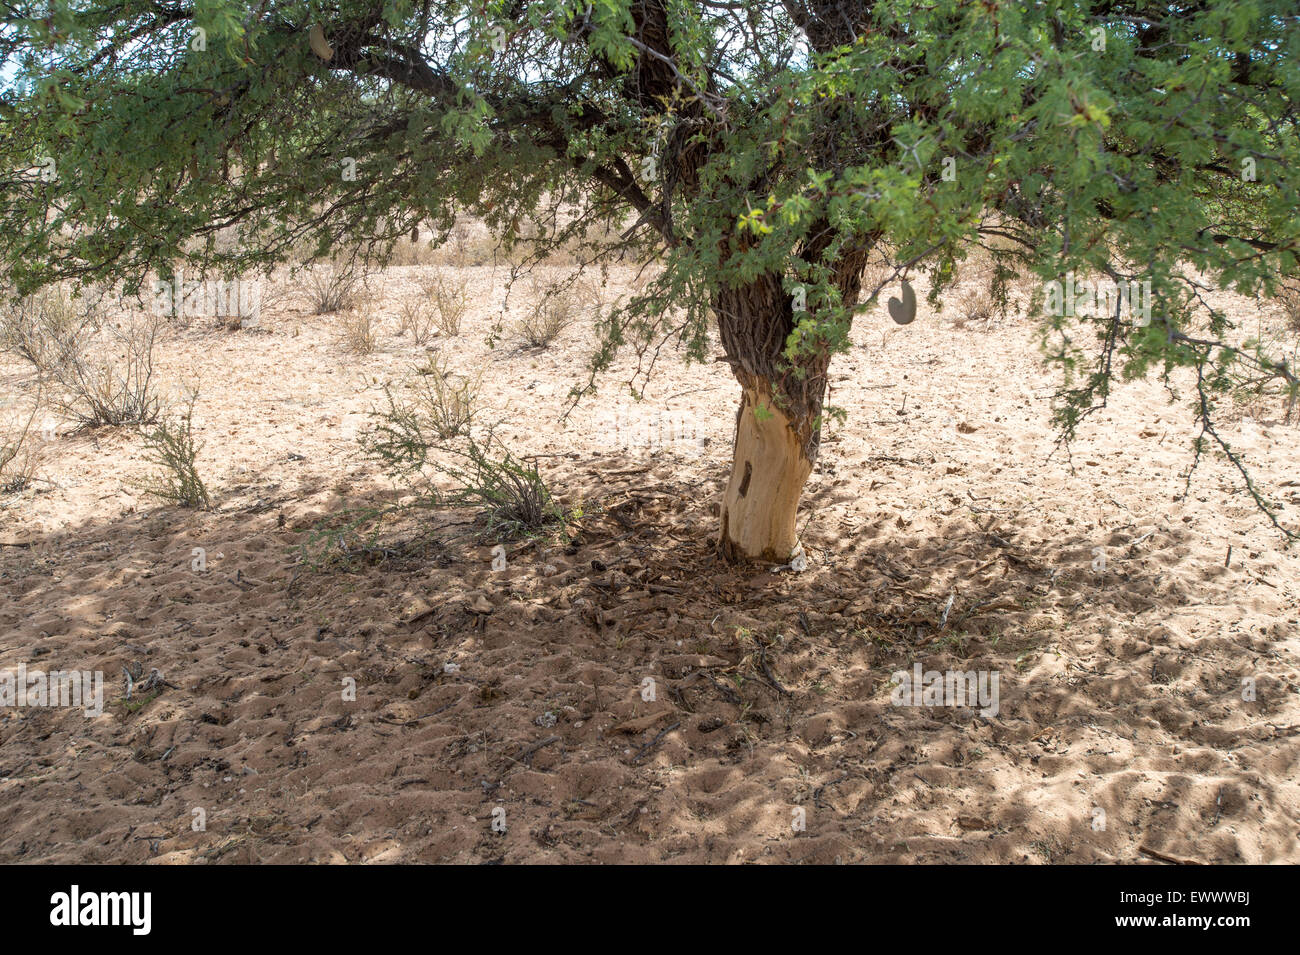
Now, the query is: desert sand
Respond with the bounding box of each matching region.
[1,261,1297,864]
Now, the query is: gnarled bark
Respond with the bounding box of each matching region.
[712,276,824,562]
[712,236,877,563]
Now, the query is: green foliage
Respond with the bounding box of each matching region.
[133,391,211,508]
[424,431,565,538]
[359,414,563,539]
[361,362,561,539]
[370,356,480,451]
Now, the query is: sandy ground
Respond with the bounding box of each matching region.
[1,262,1297,864]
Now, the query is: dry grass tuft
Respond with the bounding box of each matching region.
[421,272,470,338]
[50,314,164,429]
[337,298,379,355]
[1,286,98,374]
[302,264,365,315]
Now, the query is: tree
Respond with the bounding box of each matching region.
[3,1,1298,559]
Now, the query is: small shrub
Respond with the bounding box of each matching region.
[338,300,378,355]
[366,356,481,462]
[421,272,470,337]
[0,287,97,373]
[437,433,563,537]
[397,297,436,344]
[363,385,560,538]
[133,391,210,508]
[414,355,480,439]
[365,426,561,538]
[1273,281,1300,332]
[955,286,997,328]
[302,264,363,315]
[51,314,162,428]
[517,281,575,348]
[251,270,295,317]
[576,275,608,311]
[0,399,41,494]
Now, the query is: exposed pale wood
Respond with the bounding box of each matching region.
[717,383,813,562]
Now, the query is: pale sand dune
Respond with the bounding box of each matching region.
[1,264,1296,863]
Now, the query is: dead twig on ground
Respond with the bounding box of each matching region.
[631,722,680,764]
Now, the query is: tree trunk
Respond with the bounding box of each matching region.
[717,382,814,563]
[710,237,874,563]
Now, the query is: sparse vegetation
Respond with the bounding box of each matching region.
[0,396,41,494]
[1273,281,1300,333]
[444,222,493,267]
[397,297,436,344]
[955,286,997,329]
[426,432,563,538]
[302,264,364,315]
[132,391,210,508]
[371,355,480,450]
[8,0,1297,555]
[337,300,379,355]
[363,371,560,538]
[1224,321,1300,425]
[2,0,1300,870]
[0,287,97,374]
[517,283,576,349]
[49,315,163,429]
[421,272,470,338]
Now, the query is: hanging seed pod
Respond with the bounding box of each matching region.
[888,279,916,325]
[308,25,333,62]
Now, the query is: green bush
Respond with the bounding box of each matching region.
[133,392,210,508]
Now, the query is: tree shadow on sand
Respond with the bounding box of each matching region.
[0,452,1294,862]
